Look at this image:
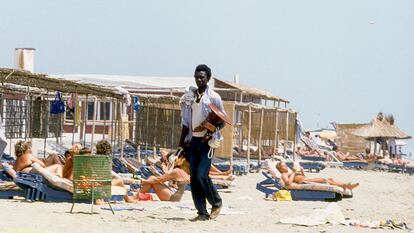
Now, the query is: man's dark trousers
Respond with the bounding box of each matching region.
[189,137,222,216]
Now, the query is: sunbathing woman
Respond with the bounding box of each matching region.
[160,149,233,181]
[128,155,190,202]
[276,161,359,190]
[13,140,63,176]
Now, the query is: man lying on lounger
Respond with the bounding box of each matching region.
[276,162,359,190]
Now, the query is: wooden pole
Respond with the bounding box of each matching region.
[171,104,176,149]
[72,92,77,145]
[110,99,115,152]
[285,111,289,157]
[25,86,30,141]
[103,100,107,139]
[273,109,279,156]
[90,97,97,154]
[43,90,49,158]
[238,109,243,157]
[137,145,141,163]
[258,107,264,164]
[119,101,124,158]
[292,112,297,161]
[83,94,88,147]
[247,104,252,166]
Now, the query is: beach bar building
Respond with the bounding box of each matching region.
[1,60,296,165]
[54,74,296,164]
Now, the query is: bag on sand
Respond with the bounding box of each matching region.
[273,190,292,201]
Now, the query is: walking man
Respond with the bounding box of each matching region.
[179,64,225,221]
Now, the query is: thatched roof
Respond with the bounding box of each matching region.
[214,79,289,103]
[352,117,411,139]
[0,68,123,99]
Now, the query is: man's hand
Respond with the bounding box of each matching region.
[202,133,212,143]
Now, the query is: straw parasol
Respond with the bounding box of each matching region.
[352,113,411,139]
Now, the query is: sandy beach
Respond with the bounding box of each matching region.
[1,167,413,233]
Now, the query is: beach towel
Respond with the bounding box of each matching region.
[280,203,345,226]
[101,206,145,211]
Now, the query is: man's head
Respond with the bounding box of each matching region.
[15,140,32,158]
[194,64,211,88]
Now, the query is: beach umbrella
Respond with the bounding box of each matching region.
[352,114,411,139]
[318,130,337,141]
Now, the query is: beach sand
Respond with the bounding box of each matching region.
[1,167,413,233]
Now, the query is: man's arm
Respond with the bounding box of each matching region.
[178,125,189,147]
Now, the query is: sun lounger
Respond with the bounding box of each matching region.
[14,172,72,202]
[256,172,351,201]
[300,156,327,162]
[0,162,25,199]
[405,166,414,175]
[386,164,405,173]
[214,162,249,176]
[341,161,369,169]
[0,181,24,199]
[285,161,325,173]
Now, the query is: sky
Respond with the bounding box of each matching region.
[1,0,413,153]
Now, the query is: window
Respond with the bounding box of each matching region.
[64,101,112,123]
[88,101,111,121]
[99,102,111,120]
[87,102,95,120]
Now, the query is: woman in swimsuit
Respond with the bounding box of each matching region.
[276,161,359,190]
[129,155,190,202]
[13,140,63,176]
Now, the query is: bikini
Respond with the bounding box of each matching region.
[169,169,189,202]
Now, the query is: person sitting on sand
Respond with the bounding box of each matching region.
[128,154,190,202]
[276,161,359,190]
[13,140,63,176]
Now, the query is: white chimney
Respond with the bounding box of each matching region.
[15,48,35,73]
[234,73,239,84]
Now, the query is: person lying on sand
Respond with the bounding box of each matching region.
[276,161,359,190]
[13,140,62,177]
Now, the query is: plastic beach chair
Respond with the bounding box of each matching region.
[255,172,342,201]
